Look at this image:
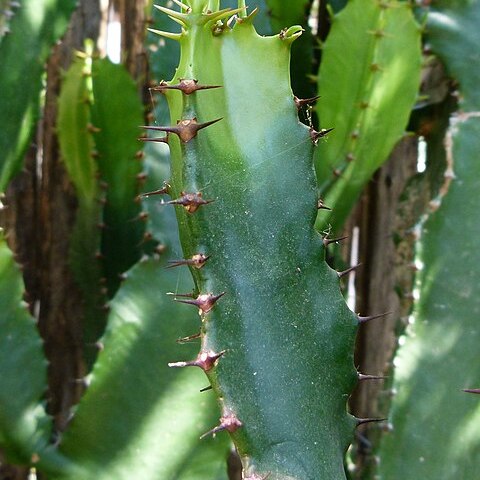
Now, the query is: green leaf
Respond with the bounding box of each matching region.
[57,258,229,480]
[0,0,76,191]
[314,0,422,233]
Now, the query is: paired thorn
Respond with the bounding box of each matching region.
[141,117,222,143]
[141,183,170,198]
[176,332,201,344]
[169,349,225,372]
[153,5,189,27]
[138,135,168,144]
[174,292,225,315]
[310,127,334,145]
[356,417,387,427]
[166,192,214,213]
[171,0,190,11]
[358,311,392,324]
[200,409,243,439]
[147,28,183,42]
[337,263,362,278]
[463,389,480,394]
[202,6,246,25]
[152,78,222,95]
[167,253,210,269]
[323,235,348,247]
[294,95,320,109]
[358,373,387,381]
[317,198,331,211]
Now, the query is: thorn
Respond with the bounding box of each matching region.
[152,79,222,95]
[323,235,348,247]
[153,5,189,27]
[86,123,101,133]
[168,292,195,298]
[155,244,167,255]
[244,474,271,480]
[463,389,480,394]
[168,349,225,372]
[166,191,214,213]
[202,6,247,25]
[200,385,212,392]
[141,117,222,143]
[174,292,225,314]
[138,136,169,144]
[200,409,242,439]
[337,263,361,278]
[356,417,387,427]
[167,253,210,269]
[346,153,355,162]
[140,183,170,197]
[317,198,331,210]
[118,273,128,281]
[358,373,387,381]
[294,95,320,109]
[176,332,201,344]
[310,127,334,145]
[358,311,392,324]
[171,0,190,11]
[147,28,183,41]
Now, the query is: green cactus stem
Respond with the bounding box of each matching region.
[377,1,480,477]
[0,0,76,191]
[0,231,71,474]
[146,1,367,478]
[314,0,422,234]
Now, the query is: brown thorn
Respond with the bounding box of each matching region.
[358,311,392,324]
[337,263,362,278]
[168,349,225,372]
[317,198,331,211]
[176,332,201,344]
[323,235,348,247]
[152,78,222,95]
[140,184,170,197]
[310,127,334,145]
[168,292,195,298]
[167,253,210,269]
[200,410,242,439]
[141,117,222,143]
[356,417,387,427]
[358,373,387,381]
[200,385,213,392]
[174,292,225,314]
[463,389,480,394]
[294,95,320,109]
[138,136,169,143]
[166,191,214,213]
